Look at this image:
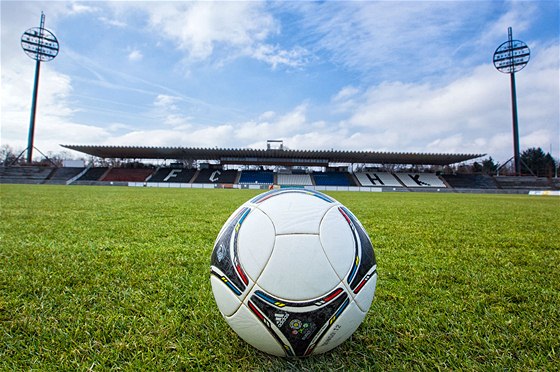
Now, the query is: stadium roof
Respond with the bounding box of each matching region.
[62,145,484,166]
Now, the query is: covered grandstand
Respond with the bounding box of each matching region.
[56,145,483,191]
[1,145,558,192]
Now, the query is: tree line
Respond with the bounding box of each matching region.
[468,148,558,177]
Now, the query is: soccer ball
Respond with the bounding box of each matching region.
[210,189,377,357]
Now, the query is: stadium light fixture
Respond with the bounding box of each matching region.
[20,12,59,164]
[493,27,530,176]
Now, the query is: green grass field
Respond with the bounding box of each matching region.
[1,184,559,370]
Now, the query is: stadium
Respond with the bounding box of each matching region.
[1,2,559,371]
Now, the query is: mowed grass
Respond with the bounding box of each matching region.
[1,184,559,370]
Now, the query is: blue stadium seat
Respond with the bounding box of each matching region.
[239,171,274,184]
[312,172,354,186]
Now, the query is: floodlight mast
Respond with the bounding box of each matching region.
[20,12,59,163]
[493,27,530,176]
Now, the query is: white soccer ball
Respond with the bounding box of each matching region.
[210,189,377,357]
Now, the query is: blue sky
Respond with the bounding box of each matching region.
[1,1,558,163]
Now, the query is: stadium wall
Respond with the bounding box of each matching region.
[128,182,549,194]
[128,182,459,193]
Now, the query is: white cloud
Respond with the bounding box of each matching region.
[69,3,100,15]
[288,1,546,83]
[520,129,556,152]
[235,104,307,141]
[95,104,311,150]
[259,111,276,121]
[130,2,308,69]
[290,2,477,77]
[143,2,275,59]
[98,16,127,28]
[153,94,180,109]
[149,94,193,128]
[332,86,360,102]
[127,49,143,62]
[479,1,536,48]
[250,44,309,70]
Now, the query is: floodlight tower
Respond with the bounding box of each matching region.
[493,27,530,176]
[20,12,59,163]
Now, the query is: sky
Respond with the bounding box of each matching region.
[1,0,559,164]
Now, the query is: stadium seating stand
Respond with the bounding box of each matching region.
[354,172,401,187]
[494,176,552,190]
[239,171,274,184]
[277,173,314,186]
[193,169,238,184]
[0,166,54,184]
[395,173,446,188]
[76,167,109,181]
[148,168,197,183]
[312,172,356,186]
[442,174,498,189]
[102,168,155,182]
[44,167,86,184]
